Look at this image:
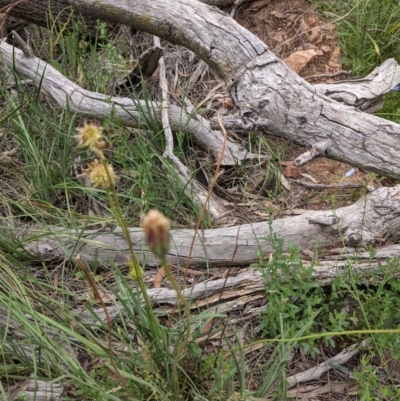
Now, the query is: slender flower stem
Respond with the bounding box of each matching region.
[98,154,155,319]
[160,256,191,356]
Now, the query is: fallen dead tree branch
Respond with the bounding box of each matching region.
[313,58,400,112]
[286,342,362,387]
[1,247,397,399]
[152,34,226,219]
[0,39,251,166]
[2,252,398,351]
[23,186,400,268]
[3,0,400,177]
[144,251,400,306]
[66,0,400,178]
[4,0,400,175]
[214,58,400,133]
[2,248,398,338]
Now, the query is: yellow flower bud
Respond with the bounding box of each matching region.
[128,259,144,281]
[85,159,115,189]
[76,123,107,151]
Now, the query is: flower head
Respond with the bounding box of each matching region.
[85,159,115,189]
[128,259,144,281]
[142,210,170,258]
[76,123,106,151]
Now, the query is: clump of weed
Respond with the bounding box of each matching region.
[319,0,400,76]
[257,218,355,355]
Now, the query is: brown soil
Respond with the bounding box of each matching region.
[237,0,342,79]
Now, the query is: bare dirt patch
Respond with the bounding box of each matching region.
[237,0,343,80]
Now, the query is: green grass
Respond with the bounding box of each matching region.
[1,6,400,401]
[378,91,400,124]
[0,20,290,401]
[319,0,400,76]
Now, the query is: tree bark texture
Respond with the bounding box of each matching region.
[0,0,100,36]
[23,186,400,268]
[0,40,250,165]
[64,0,400,179]
[2,0,400,176]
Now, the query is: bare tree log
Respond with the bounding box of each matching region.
[3,0,400,174]
[0,255,390,401]
[213,58,400,134]
[1,380,63,401]
[0,39,251,165]
[66,0,400,178]
[313,58,400,113]
[2,249,398,346]
[144,253,400,305]
[0,249,383,401]
[0,0,247,34]
[5,0,397,111]
[23,186,400,268]
[1,248,398,360]
[2,248,399,328]
[1,243,397,388]
[0,0,99,36]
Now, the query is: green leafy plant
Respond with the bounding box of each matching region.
[320,0,400,76]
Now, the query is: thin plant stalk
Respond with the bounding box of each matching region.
[159,255,191,357]
[96,150,155,316]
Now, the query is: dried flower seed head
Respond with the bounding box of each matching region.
[142,210,170,258]
[76,123,106,150]
[85,159,115,189]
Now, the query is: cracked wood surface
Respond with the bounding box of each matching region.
[1,248,398,371]
[68,0,400,178]
[0,40,250,165]
[313,58,400,112]
[24,186,400,268]
[213,58,400,128]
[3,0,400,175]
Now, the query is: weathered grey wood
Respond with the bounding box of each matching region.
[198,0,252,5]
[224,57,400,161]
[1,379,63,401]
[3,249,398,342]
[314,59,400,112]
[2,249,399,326]
[0,0,99,36]
[286,343,362,387]
[0,40,251,165]
[146,254,400,304]
[67,0,400,178]
[23,186,400,268]
[154,35,227,219]
[0,0,247,33]
[2,247,398,355]
[3,0,400,175]
[1,244,398,386]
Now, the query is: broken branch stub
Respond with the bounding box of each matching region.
[68,0,400,179]
[152,35,226,219]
